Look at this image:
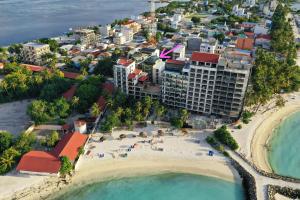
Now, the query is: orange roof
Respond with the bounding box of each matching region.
[21,64,45,72]
[236,38,254,50]
[191,52,219,64]
[62,71,80,79]
[62,85,77,101]
[244,32,254,38]
[138,75,148,82]
[166,59,185,65]
[117,58,134,67]
[128,73,137,80]
[52,132,88,161]
[256,34,271,40]
[16,151,60,174]
[133,68,142,75]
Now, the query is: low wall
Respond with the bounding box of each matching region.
[230,158,257,200]
[267,185,300,200]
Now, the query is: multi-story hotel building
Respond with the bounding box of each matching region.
[74,29,99,47]
[114,51,252,119]
[21,42,51,65]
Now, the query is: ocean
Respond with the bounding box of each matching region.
[0,0,163,45]
[52,173,245,200]
[268,111,300,179]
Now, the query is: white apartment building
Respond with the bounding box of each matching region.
[172,45,186,60]
[100,25,111,38]
[113,58,136,94]
[113,33,126,45]
[121,27,134,43]
[114,52,252,119]
[21,42,51,65]
[74,29,99,48]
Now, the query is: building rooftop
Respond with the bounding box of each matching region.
[191,52,220,64]
[52,131,88,161]
[62,85,77,101]
[23,42,49,48]
[117,58,134,66]
[16,151,60,174]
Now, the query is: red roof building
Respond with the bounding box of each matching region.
[236,38,254,50]
[52,132,88,161]
[62,71,80,79]
[21,64,46,72]
[191,52,219,64]
[166,59,185,65]
[117,58,134,67]
[102,83,114,95]
[16,151,60,175]
[16,132,88,175]
[97,96,107,111]
[62,85,77,101]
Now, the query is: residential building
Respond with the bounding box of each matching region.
[114,51,252,119]
[121,27,134,42]
[100,25,111,38]
[113,33,126,45]
[172,45,186,60]
[21,42,51,65]
[16,132,88,176]
[113,58,136,94]
[236,38,254,50]
[121,20,141,34]
[74,29,99,47]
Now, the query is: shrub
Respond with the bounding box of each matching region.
[206,136,217,146]
[237,124,242,129]
[242,110,254,124]
[214,125,239,150]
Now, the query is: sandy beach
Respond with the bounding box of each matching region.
[250,92,300,172]
[1,127,242,200]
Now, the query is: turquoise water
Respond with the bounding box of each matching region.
[268,111,300,179]
[53,173,245,200]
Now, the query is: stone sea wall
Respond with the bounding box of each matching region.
[267,185,300,200]
[229,158,257,200]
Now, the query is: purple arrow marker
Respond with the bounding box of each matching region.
[159,44,182,59]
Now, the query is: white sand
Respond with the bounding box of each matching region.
[1,127,241,200]
[230,92,300,172]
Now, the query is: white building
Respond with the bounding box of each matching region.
[74,29,99,48]
[113,58,136,94]
[121,27,134,43]
[100,25,111,38]
[21,42,51,65]
[113,33,126,45]
[74,120,87,134]
[172,45,186,60]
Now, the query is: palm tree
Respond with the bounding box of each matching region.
[116,107,124,118]
[180,109,189,123]
[135,101,142,113]
[71,96,80,108]
[91,103,101,117]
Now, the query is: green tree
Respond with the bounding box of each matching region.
[94,58,114,77]
[191,16,201,24]
[14,132,36,154]
[44,131,60,147]
[0,131,13,154]
[179,109,189,123]
[0,147,21,174]
[91,102,101,117]
[171,117,184,128]
[59,156,73,176]
[275,95,285,108]
[214,125,239,150]
[39,38,59,52]
[27,100,52,124]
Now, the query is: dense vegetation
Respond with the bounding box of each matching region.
[246,4,300,110]
[101,93,167,132]
[0,63,67,103]
[214,125,239,150]
[0,132,36,174]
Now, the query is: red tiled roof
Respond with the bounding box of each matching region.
[236,38,254,50]
[102,83,114,95]
[138,75,148,82]
[51,132,88,161]
[97,96,106,111]
[62,85,77,101]
[244,32,254,38]
[117,58,134,66]
[133,68,142,75]
[62,71,80,79]
[16,151,60,174]
[191,52,219,64]
[256,34,271,40]
[166,59,185,65]
[128,73,137,80]
[122,20,135,25]
[21,64,46,72]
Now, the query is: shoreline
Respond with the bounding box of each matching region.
[251,101,300,173]
[50,158,242,199]
[9,158,242,200]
